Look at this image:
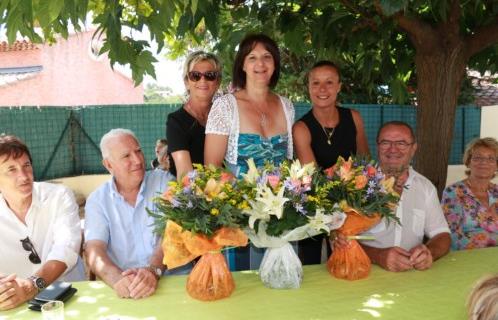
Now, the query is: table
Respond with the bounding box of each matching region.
[2,247,497,320]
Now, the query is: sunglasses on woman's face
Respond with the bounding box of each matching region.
[187,71,219,82]
[21,236,41,264]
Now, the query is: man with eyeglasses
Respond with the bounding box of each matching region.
[84,129,178,300]
[0,135,84,310]
[359,121,451,272]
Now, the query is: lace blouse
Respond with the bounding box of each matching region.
[205,93,295,165]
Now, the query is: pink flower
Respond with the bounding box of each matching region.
[267,175,280,189]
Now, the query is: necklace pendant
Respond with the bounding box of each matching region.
[327,140,331,145]
[260,114,267,127]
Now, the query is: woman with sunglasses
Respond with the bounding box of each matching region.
[441,137,498,250]
[204,34,294,270]
[166,51,222,179]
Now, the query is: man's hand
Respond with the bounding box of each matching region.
[376,247,413,272]
[0,274,36,310]
[330,233,351,250]
[112,274,135,298]
[409,244,433,270]
[122,268,158,299]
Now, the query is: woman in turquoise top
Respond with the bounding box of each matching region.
[205,34,295,270]
[441,137,498,250]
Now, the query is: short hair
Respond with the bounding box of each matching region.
[376,121,416,143]
[232,33,280,90]
[183,51,222,82]
[100,128,139,159]
[462,137,498,175]
[0,134,32,163]
[467,274,498,320]
[306,60,341,84]
[155,139,168,147]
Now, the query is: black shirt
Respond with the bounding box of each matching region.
[166,107,206,177]
[299,107,357,170]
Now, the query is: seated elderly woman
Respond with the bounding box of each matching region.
[442,137,498,250]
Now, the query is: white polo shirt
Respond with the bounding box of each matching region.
[361,167,450,250]
[0,182,85,281]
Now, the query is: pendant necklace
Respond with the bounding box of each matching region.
[253,104,268,128]
[322,126,335,145]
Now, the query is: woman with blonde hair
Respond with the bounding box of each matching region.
[441,137,498,250]
[166,51,222,179]
[468,274,498,320]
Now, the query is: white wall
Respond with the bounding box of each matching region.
[481,105,498,139]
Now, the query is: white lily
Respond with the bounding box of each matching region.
[289,159,316,180]
[308,208,346,232]
[255,185,289,220]
[243,200,270,229]
[242,158,260,184]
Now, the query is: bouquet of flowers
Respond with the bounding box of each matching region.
[238,159,346,289]
[324,156,400,280]
[149,164,248,301]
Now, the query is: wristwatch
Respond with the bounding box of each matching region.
[28,275,47,292]
[146,265,163,280]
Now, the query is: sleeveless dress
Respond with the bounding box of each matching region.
[206,93,295,270]
[297,107,358,265]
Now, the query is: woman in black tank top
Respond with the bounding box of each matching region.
[292,61,370,265]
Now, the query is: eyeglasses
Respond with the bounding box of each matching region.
[187,71,219,82]
[471,155,497,164]
[377,140,414,151]
[21,237,41,264]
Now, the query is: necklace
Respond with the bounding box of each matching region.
[252,104,268,128]
[185,101,210,125]
[321,126,335,145]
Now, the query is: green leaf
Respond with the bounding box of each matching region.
[191,0,198,16]
[36,0,65,28]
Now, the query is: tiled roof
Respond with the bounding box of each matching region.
[0,40,38,52]
[469,71,498,107]
[473,82,498,107]
[0,65,43,87]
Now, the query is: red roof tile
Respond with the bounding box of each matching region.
[0,40,38,52]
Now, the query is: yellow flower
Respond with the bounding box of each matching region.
[238,200,249,210]
[210,208,220,216]
[381,177,396,194]
[203,178,223,202]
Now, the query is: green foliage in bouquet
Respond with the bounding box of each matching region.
[323,156,400,222]
[149,164,246,237]
[238,159,340,237]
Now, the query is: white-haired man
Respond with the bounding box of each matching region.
[84,129,175,299]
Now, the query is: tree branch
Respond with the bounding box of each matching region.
[465,16,498,58]
[339,0,379,31]
[373,0,437,50]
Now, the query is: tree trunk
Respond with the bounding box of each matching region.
[414,47,467,198]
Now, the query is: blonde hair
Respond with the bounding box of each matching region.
[462,137,498,175]
[182,51,222,82]
[468,274,498,320]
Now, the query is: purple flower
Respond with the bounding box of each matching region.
[171,198,181,208]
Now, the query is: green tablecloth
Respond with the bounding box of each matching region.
[2,247,498,320]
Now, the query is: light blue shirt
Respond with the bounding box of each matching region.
[84,170,173,271]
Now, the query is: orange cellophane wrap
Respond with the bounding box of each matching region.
[161,220,248,301]
[326,209,381,281]
[186,252,235,301]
